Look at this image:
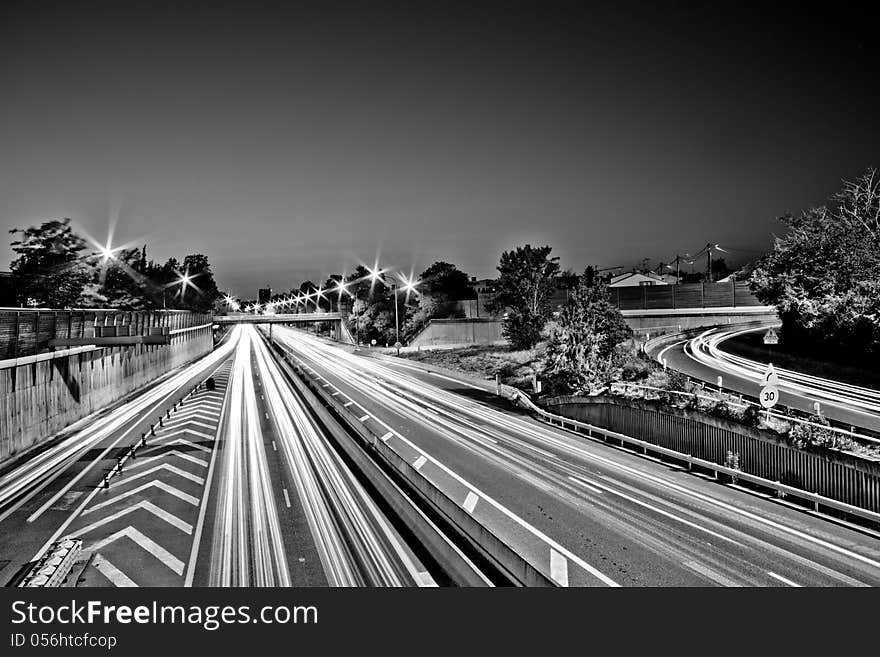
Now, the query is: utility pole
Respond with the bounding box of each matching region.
[706,243,713,283]
[392,282,400,346]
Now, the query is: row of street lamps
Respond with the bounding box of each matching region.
[225,264,420,347]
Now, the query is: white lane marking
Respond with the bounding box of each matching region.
[162,419,217,433]
[412,455,427,470]
[185,367,228,588]
[277,333,619,587]
[272,440,277,451]
[656,339,686,365]
[569,475,739,545]
[550,549,569,586]
[85,480,200,514]
[463,491,479,513]
[171,407,220,420]
[331,391,340,396]
[380,432,393,442]
[322,383,330,388]
[265,412,269,419]
[261,395,264,400]
[768,571,802,587]
[89,527,185,575]
[343,401,353,407]
[152,428,214,442]
[358,414,370,422]
[75,500,193,536]
[143,437,212,455]
[92,554,138,587]
[384,359,491,392]
[567,447,880,571]
[684,560,742,587]
[416,571,438,587]
[127,450,209,470]
[282,488,292,508]
[24,359,230,523]
[117,462,204,486]
[567,476,603,495]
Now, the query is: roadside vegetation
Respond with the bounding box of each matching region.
[9,218,221,311]
[748,168,880,371]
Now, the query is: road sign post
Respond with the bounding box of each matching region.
[759,384,779,422]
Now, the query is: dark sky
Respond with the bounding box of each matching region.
[1,1,878,297]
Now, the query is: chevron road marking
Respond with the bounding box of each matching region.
[92,554,138,587]
[85,480,200,514]
[151,428,215,443]
[142,437,212,456]
[161,419,216,433]
[109,462,204,486]
[127,450,209,471]
[76,500,193,536]
[89,527,185,575]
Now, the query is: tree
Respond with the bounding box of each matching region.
[178,254,221,312]
[9,218,91,307]
[750,168,880,357]
[402,261,473,340]
[80,247,151,309]
[488,244,560,349]
[542,271,633,395]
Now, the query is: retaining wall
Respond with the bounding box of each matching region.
[0,326,213,464]
[543,395,880,513]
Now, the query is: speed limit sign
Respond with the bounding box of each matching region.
[759,385,779,409]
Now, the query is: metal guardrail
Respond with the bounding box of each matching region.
[266,335,565,586]
[609,381,880,447]
[500,385,880,526]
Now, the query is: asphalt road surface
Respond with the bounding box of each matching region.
[648,323,880,435]
[3,324,879,587]
[269,325,880,587]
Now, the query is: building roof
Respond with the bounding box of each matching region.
[608,271,668,287]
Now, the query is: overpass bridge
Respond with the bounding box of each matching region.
[213,312,342,324]
[213,312,355,343]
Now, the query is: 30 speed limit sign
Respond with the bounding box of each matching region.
[759,385,779,409]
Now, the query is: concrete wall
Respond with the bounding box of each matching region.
[622,307,777,336]
[0,326,213,465]
[408,318,504,349]
[406,308,777,349]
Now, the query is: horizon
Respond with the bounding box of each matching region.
[2,2,878,297]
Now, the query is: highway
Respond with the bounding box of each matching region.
[648,323,880,434]
[2,322,879,587]
[0,325,447,587]
[269,324,880,587]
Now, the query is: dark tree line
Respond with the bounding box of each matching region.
[9,218,220,312]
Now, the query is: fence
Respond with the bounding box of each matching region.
[0,309,211,360]
[611,282,762,310]
[542,396,880,515]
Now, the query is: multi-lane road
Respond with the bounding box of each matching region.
[269,325,880,587]
[648,323,880,434]
[1,323,879,587]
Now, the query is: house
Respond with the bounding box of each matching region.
[608,271,669,287]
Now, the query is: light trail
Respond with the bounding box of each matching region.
[210,326,290,586]
[210,325,434,586]
[268,325,880,587]
[0,331,238,523]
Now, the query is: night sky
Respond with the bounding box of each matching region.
[1,1,878,297]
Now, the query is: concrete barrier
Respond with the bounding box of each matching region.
[0,325,213,465]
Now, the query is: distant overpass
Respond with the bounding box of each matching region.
[213,312,355,343]
[213,312,342,324]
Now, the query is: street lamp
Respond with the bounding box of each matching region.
[365,264,419,348]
